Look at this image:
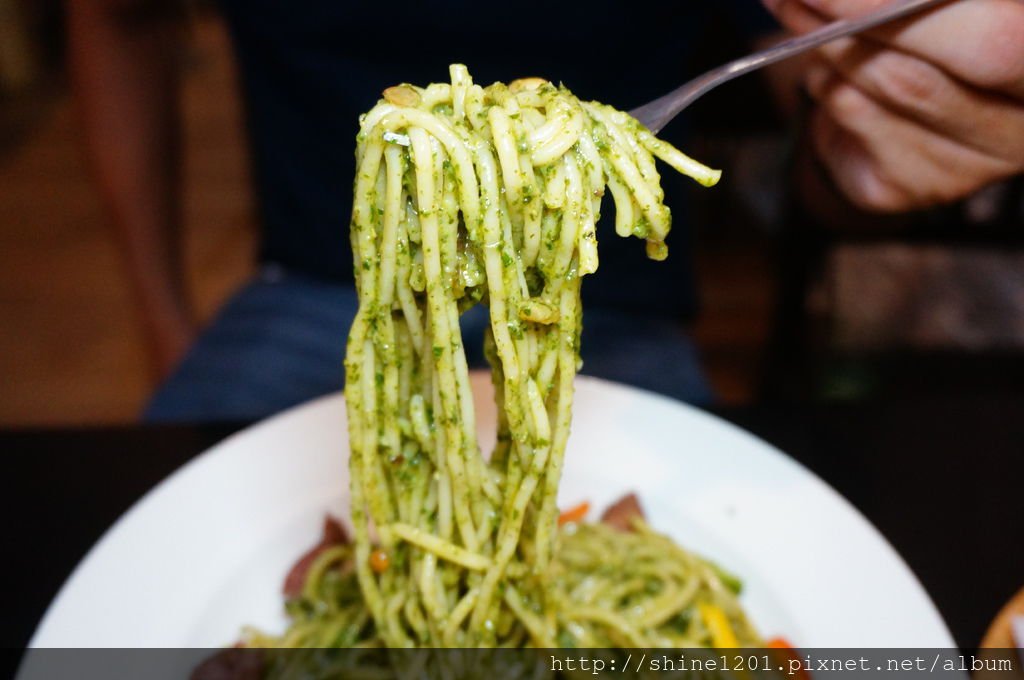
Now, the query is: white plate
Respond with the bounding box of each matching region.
[29,374,953,648]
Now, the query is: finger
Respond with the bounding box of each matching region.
[808,70,1020,210]
[814,37,1024,164]
[781,0,1024,98]
[809,104,916,211]
[766,0,832,33]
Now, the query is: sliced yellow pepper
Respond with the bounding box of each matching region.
[699,602,740,648]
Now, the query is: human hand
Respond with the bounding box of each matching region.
[762,0,1024,212]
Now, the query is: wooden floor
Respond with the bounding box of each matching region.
[0,18,771,426]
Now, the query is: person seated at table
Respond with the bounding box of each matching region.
[67,0,1024,421]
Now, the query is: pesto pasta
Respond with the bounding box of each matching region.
[243,64,758,649]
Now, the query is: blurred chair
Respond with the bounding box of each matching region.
[765,172,1024,401]
[0,0,37,93]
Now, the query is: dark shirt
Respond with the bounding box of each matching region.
[217,0,773,317]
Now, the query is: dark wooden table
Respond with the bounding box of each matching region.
[3,398,1022,653]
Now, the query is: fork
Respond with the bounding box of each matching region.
[629,0,954,134]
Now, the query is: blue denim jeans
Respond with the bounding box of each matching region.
[145,268,712,422]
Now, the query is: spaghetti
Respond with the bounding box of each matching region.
[243,64,757,649]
